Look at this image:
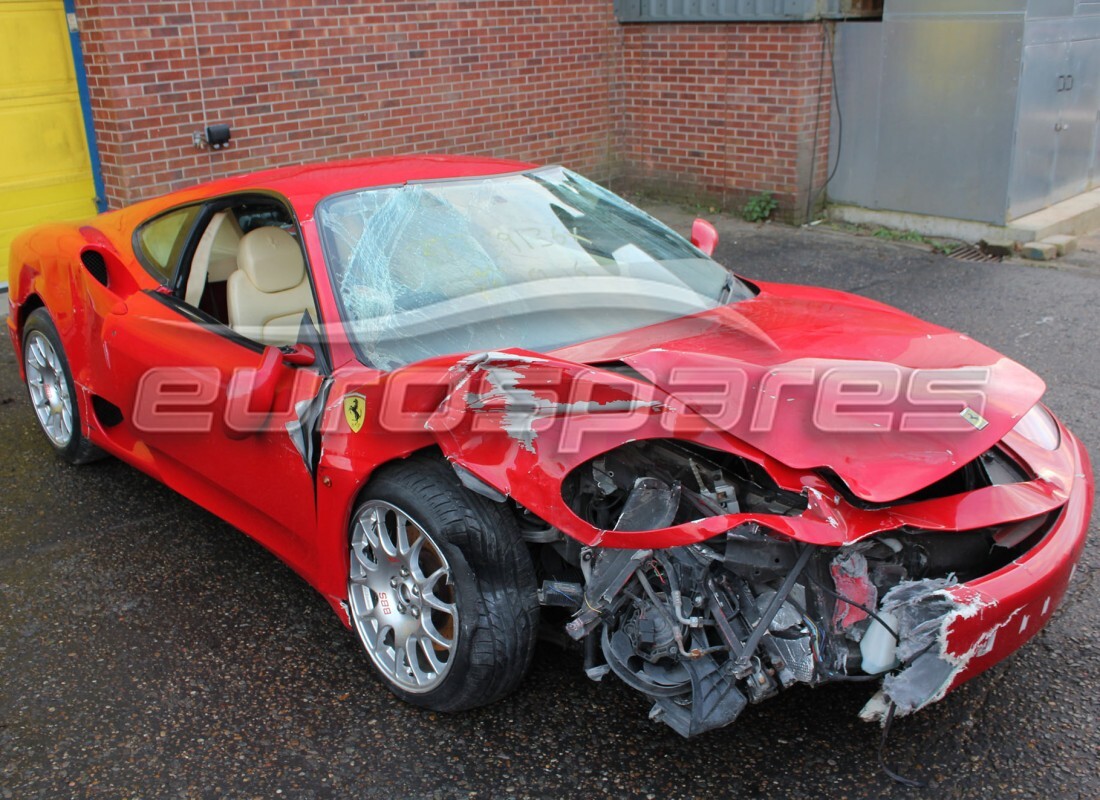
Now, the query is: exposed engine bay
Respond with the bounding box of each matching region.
[519,440,1054,737]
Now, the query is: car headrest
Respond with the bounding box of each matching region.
[237,227,305,293]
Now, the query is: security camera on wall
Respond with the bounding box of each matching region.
[193,124,232,150]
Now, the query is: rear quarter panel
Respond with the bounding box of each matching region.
[8,223,86,375]
[7,204,161,405]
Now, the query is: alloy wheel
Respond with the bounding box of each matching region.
[24,330,74,448]
[348,500,459,693]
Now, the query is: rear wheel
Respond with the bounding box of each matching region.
[348,455,538,712]
[22,309,102,464]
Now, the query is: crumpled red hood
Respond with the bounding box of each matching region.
[552,281,1045,503]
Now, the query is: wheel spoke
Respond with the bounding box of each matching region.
[406,535,427,581]
[374,626,396,672]
[419,637,446,673]
[405,636,429,686]
[37,342,52,372]
[353,551,379,574]
[351,536,380,573]
[396,515,412,557]
[419,613,454,649]
[421,565,449,594]
[362,510,383,550]
[377,513,398,558]
[420,585,456,616]
[29,338,47,369]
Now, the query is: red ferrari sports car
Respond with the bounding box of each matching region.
[7,156,1092,737]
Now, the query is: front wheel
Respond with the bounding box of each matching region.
[347,455,539,712]
[22,309,103,464]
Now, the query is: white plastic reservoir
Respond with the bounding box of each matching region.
[860,611,900,674]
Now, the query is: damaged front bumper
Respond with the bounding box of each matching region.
[862,431,1092,721]
[554,430,1092,737]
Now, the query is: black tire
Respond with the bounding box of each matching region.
[347,454,539,712]
[22,308,104,465]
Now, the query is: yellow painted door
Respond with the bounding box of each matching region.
[1,0,99,283]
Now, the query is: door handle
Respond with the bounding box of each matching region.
[1066,74,1073,91]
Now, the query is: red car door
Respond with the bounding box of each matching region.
[91,198,329,579]
[100,288,325,578]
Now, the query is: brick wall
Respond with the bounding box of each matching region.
[75,2,831,221]
[76,1,622,209]
[619,22,832,218]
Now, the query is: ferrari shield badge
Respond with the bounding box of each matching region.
[343,393,366,433]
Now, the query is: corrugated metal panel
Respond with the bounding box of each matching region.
[831,0,1100,224]
[1061,39,1100,192]
[614,0,837,22]
[1026,0,1076,17]
[884,0,1095,20]
[828,17,1022,225]
[1008,36,1100,216]
[1009,42,1068,217]
[826,23,884,207]
[871,18,1022,225]
[1023,15,1100,44]
[884,0,1025,17]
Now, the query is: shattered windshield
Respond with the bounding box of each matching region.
[317,166,752,369]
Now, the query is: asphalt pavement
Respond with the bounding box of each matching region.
[1,210,1097,799]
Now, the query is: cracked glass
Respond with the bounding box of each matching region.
[317,167,751,369]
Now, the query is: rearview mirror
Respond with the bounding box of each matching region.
[691,218,719,257]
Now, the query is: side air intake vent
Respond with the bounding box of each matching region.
[80,250,109,287]
[91,395,123,428]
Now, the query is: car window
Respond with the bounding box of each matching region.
[317,167,753,369]
[167,195,319,349]
[179,197,308,327]
[135,205,202,282]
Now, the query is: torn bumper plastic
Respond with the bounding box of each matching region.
[862,430,1093,721]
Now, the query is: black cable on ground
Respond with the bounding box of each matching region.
[878,700,927,788]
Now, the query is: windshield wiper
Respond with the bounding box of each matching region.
[718,273,736,305]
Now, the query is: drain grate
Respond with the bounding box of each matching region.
[946,243,1004,263]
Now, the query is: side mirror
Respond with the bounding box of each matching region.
[224,346,283,439]
[281,343,316,367]
[691,218,719,257]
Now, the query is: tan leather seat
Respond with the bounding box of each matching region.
[227,227,317,345]
[185,211,243,307]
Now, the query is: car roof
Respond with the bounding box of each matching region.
[177,155,540,218]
